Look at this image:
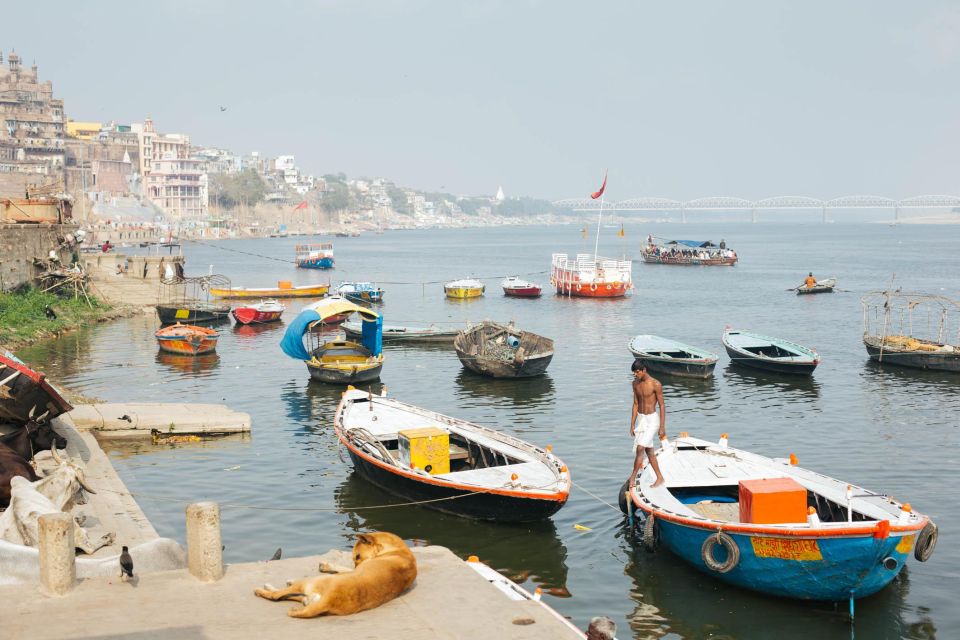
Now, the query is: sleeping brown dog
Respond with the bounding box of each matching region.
[254,531,417,618]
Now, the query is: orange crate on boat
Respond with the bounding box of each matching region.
[738,477,807,524]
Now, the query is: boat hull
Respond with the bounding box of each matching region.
[723,344,819,375]
[457,352,553,378]
[445,287,484,299]
[503,286,542,298]
[343,291,383,303]
[632,357,717,379]
[211,285,329,299]
[343,325,457,343]
[797,286,834,295]
[641,254,737,266]
[864,340,960,372]
[156,304,230,325]
[0,353,73,422]
[553,281,630,298]
[156,335,218,356]
[346,448,565,522]
[231,308,283,325]
[651,517,914,600]
[296,257,335,269]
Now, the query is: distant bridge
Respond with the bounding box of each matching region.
[551,195,960,222]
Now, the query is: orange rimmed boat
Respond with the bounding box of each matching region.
[210,281,329,299]
[334,388,570,522]
[155,323,220,356]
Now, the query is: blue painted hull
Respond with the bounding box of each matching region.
[344,291,383,303]
[657,519,911,600]
[297,257,334,269]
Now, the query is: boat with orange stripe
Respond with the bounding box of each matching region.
[621,434,937,602]
[334,388,570,522]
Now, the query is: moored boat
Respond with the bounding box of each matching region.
[625,433,937,601]
[343,322,459,344]
[335,388,570,522]
[723,329,819,375]
[444,278,485,299]
[501,276,542,298]
[281,298,383,384]
[295,243,335,269]
[454,321,554,378]
[210,282,330,299]
[861,291,960,372]
[550,253,632,298]
[796,277,837,295]
[641,239,738,266]
[336,281,384,303]
[156,301,231,325]
[155,323,219,355]
[628,335,719,379]
[231,299,285,325]
[0,351,73,423]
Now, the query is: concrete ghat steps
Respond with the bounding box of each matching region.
[0,546,581,639]
[70,403,251,438]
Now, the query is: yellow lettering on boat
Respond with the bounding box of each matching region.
[751,537,822,561]
[896,535,915,554]
[175,309,189,319]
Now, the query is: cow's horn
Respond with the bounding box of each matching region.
[77,472,96,495]
[51,445,64,464]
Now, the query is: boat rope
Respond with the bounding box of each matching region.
[572,480,622,514]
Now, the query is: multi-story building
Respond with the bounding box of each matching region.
[145,155,208,223]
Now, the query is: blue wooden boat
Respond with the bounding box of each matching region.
[336,281,384,303]
[723,329,819,375]
[295,243,334,269]
[628,334,719,378]
[625,434,938,602]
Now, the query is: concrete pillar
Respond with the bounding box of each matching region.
[38,513,76,596]
[186,502,224,582]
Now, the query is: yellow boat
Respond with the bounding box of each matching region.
[444,278,485,299]
[210,281,329,299]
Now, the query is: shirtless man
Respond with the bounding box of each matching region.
[628,361,666,488]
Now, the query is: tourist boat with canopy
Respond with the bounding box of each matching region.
[722,329,819,375]
[343,322,459,344]
[860,290,960,372]
[454,321,554,378]
[501,276,542,298]
[281,298,383,384]
[796,277,837,295]
[295,243,335,269]
[444,278,485,299]
[334,388,570,522]
[231,299,285,325]
[336,281,384,303]
[641,238,738,266]
[210,281,329,299]
[628,335,719,379]
[154,323,220,356]
[622,433,938,603]
[0,350,73,424]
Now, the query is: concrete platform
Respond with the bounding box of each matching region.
[0,546,582,639]
[69,403,251,438]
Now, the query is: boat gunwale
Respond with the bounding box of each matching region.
[628,336,719,364]
[722,329,819,363]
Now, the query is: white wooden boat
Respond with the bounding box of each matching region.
[628,335,719,378]
[343,322,459,344]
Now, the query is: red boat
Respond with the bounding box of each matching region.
[231,299,285,325]
[155,323,219,355]
[501,276,542,298]
[550,253,633,298]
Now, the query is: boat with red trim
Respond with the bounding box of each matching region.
[623,433,937,601]
[550,253,632,298]
[0,351,73,423]
[501,276,542,298]
[641,238,738,266]
[231,299,285,325]
[334,388,570,522]
[154,323,220,356]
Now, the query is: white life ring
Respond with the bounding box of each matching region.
[590,283,597,292]
[606,284,612,290]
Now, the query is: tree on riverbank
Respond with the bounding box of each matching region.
[209,169,268,210]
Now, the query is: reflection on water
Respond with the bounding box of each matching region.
[156,351,221,375]
[334,472,570,595]
[454,369,556,406]
[722,364,822,402]
[232,321,286,344]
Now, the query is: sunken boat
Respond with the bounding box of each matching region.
[454,321,554,378]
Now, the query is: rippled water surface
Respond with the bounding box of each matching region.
[21,223,959,639]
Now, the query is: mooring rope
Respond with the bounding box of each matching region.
[572,480,622,514]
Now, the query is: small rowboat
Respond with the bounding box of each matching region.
[444,278,485,299]
[155,323,219,355]
[210,282,329,299]
[624,434,938,601]
[628,335,719,379]
[231,299,284,325]
[343,322,459,344]
[156,302,230,325]
[454,321,554,378]
[307,340,383,384]
[336,281,384,303]
[335,388,570,522]
[796,277,837,295]
[723,329,819,375]
[501,276,542,298]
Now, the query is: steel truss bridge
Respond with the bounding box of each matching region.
[551,195,960,222]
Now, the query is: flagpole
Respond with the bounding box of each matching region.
[593,197,603,263]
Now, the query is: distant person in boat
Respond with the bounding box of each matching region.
[805,272,817,288]
[629,361,666,488]
[719,238,726,250]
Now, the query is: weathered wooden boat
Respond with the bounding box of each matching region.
[796,277,837,295]
[156,301,231,325]
[624,433,937,602]
[336,281,384,303]
[641,239,738,266]
[501,276,542,298]
[0,351,73,423]
[454,321,554,378]
[157,273,231,324]
[155,323,220,355]
[444,278,485,299]
[343,322,459,344]
[231,299,285,325]
[551,253,632,297]
[861,291,960,372]
[723,329,819,375]
[295,243,334,269]
[210,282,329,299]
[281,298,383,384]
[628,335,719,379]
[335,388,570,522]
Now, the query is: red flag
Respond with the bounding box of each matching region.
[293,200,308,211]
[590,171,607,200]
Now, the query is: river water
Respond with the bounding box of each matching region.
[21,223,958,639]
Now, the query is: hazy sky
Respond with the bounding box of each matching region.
[2,1,958,200]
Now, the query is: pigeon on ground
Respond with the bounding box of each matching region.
[120,546,134,581]
[269,548,282,561]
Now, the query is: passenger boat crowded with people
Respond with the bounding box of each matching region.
[295,243,335,269]
[641,238,738,265]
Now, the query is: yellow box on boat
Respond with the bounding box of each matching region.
[398,426,450,475]
[278,280,293,289]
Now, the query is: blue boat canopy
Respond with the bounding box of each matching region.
[280,298,382,361]
[668,240,715,248]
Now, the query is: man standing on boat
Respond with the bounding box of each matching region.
[628,361,666,488]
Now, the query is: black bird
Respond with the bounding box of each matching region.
[219,105,227,112]
[120,546,134,581]
[44,305,57,320]
[269,548,282,561]
[119,414,132,423]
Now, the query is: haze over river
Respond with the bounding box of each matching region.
[23,223,958,639]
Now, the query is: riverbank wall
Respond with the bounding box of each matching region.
[0,222,78,291]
